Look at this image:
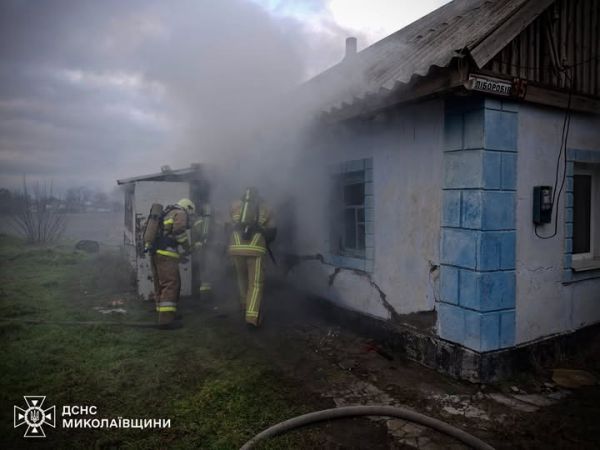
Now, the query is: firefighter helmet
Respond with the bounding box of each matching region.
[177,198,196,214]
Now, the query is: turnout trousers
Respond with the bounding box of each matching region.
[232,255,264,326]
[193,247,212,296]
[151,253,181,325]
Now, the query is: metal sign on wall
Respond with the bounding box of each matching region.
[465,74,513,96]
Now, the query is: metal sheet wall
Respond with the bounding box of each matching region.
[484,0,599,97]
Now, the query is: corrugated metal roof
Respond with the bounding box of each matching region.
[302,0,554,113]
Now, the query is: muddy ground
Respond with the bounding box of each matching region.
[178,279,600,449]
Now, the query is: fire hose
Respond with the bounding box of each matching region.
[0,318,158,328]
[240,405,495,450]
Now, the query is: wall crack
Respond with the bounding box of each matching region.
[328,266,401,322]
[283,253,401,322]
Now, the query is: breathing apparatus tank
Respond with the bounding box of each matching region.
[142,203,164,253]
[239,188,259,240]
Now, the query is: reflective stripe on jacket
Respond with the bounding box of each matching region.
[157,207,190,257]
[156,249,180,258]
[228,200,271,257]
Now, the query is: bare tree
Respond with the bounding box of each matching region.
[12,177,67,243]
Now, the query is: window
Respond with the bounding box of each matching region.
[573,172,592,255]
[328,158,374,271]
[572,163,600,271]
[338,170,366,257]
[329,159,374,260]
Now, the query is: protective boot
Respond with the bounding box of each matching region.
[158,310,176,326]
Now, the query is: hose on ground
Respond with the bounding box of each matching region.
[240,405,495,450]
[0,311,229,329]
[0,318,158,328]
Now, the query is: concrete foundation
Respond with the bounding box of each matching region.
[307,292,600,383]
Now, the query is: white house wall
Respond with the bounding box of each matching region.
[287,100,444,318]
[516,104,600,344]
[124,187,137,270]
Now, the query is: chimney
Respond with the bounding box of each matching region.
[344,37,357,60]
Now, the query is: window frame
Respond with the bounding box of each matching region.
[326,158,374,273]
[339,170,366,258]
[564,149,600,283]
[572,168,595,262]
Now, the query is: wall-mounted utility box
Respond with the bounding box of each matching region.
[533,186,553,225]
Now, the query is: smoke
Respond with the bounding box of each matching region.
[134,1,304,152]
[1,0,455,316]
[124,0,361,208]
[0,0,359,195]
[2,0,442,259]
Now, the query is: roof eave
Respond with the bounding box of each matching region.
[116,165,203,185]
[321,60,469,123]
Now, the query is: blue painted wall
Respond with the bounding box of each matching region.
[438,96,517,352]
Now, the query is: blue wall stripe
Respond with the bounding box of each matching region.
[438,96,517,352]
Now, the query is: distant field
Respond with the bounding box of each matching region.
[0,212,123,246]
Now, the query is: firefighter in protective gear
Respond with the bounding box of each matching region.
[192,203,213,296]
[228,187,275,326]
[151,198,195,327]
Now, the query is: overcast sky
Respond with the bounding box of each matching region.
[0,0,450,193]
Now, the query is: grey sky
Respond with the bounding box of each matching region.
[0,0,449,193]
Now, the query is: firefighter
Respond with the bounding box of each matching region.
[192,203,212,296]
[150,198,195,328]
[228,187,276,327]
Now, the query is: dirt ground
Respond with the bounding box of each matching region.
[180,279,600,450]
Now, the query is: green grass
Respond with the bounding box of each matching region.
[0,235,321,449]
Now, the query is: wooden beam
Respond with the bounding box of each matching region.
[524,83,600,114]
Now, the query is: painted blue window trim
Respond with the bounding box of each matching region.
[563,148,600,284]
[326,157,374,273]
